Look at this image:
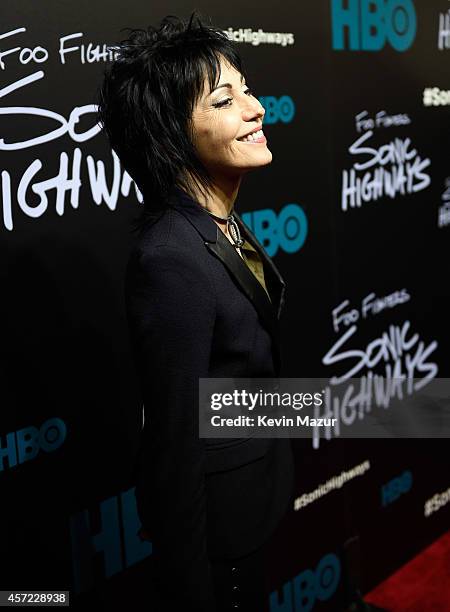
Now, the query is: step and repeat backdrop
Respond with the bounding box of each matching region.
[1,1,449,610]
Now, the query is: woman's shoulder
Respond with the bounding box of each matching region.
[127,207,214,289]
[133,205,206,252]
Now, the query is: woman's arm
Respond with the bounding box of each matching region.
[125,245,217,611]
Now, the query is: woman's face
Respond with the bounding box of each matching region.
[190,57,272,180]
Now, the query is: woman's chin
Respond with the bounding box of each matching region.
[253,148,273,167]
[244,146,273,168]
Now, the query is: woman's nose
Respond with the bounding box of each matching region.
[242,98,265,121]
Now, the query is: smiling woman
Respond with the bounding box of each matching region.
[97,13,294,612]
[190,58,272,181]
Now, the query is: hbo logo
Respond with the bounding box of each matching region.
[241,204,307,258]
[0,417,67,471]
[381,470,413,506]
[331,0,417,51]
[270,552,341,611]
[258,95,295,124]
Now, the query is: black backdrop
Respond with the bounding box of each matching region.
[1,1,449,610]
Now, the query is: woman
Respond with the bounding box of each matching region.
[98,13,294,612]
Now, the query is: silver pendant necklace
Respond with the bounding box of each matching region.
[204,208,245,248]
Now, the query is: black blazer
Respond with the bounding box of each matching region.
[125,187,294,611]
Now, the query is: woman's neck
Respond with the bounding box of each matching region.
[185,175,242,218]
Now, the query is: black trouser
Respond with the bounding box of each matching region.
[210,541,268,612]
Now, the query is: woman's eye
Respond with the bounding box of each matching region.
[213,88,254,108]
[214,98,233,108]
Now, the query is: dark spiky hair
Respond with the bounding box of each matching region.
[96,13,247,230]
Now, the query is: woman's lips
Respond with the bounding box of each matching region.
[237,133,267,144]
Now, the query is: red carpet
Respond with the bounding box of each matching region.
[364,530,450,611]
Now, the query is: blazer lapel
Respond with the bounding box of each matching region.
[167,188,286,369]
[204,228,281,361]
[232,211,286,321]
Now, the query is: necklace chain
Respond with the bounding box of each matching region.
[203,208,245,248]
